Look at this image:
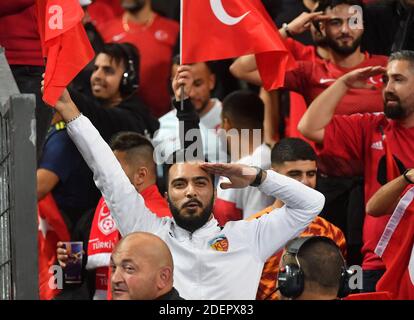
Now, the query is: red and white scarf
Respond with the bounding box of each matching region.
[86,197,120,300]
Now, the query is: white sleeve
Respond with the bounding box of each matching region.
[66,115,164,236]
[228,170,325,262]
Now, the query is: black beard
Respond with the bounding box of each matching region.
[122,0,146,13]
[326,34,362,56]
[384,101,406,119]
[314,36,328,47]
[167,196,214,233]
[193,98,210,115]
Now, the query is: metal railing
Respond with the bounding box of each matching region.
[0,47,38,299]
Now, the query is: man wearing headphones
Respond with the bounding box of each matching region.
[277,236,350,300]
[67,42,159,142]
[38,42,159,219]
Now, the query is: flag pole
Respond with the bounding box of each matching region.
[180,0,184,111]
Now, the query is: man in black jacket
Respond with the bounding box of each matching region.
[68,42,159,141]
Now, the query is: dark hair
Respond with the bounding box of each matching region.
[222,90,264,129]
[110,131,153,151]
[316,0,364,12]
[271,138,317,165]
[110,131,155,170]
[389,50,414,69]
[296,238,344,292]
[100,42,140,80]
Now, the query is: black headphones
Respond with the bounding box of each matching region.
[118,43,139,96]
[277,236,351,299]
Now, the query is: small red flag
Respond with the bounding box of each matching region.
[36,0,95,106]
[181,0,296,90]
[375,185,414,299]
[38,193,71,300]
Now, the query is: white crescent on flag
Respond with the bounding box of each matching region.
[209,0,250,26]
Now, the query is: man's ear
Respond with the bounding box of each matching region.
[157,266,173,290]
[134,167,148,187]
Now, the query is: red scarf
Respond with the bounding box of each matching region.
[87,184,171,299]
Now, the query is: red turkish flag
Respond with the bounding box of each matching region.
[36,0,95,106]
[181,0,296,90]
[375,185,414,299]
[38,193,70,300]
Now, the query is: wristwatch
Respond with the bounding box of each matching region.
[249,166,265,187]
[282,23,293,38]
[403,168,414,184]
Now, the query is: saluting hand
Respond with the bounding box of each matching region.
[200,163,267,189]
[339,66,386,90]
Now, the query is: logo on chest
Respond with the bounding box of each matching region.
[208,234,229,252]
[155,30,169,41]
[98,202,117,235]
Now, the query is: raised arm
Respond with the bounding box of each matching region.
[250,169,325,261]
[366,169,414,216]
[201,163,325,262]
[47,89,163,236]
[298,66,386,143]
[279,11,329,39]
[230,11,328,85]
[260,88,280,147]
[229,54,262,85]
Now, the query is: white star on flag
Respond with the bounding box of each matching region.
[38,215,54,239]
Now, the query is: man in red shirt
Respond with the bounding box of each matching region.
[58,131,171,300]
[231,0,388,115]
[97,0,179,117]
[284,0,388,115]
[298,50,414,292]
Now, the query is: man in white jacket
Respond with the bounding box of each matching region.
[47,81,325,300]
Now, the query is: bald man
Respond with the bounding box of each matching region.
[110,232,183,300]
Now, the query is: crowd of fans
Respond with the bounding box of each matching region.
[1,0,414,300]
